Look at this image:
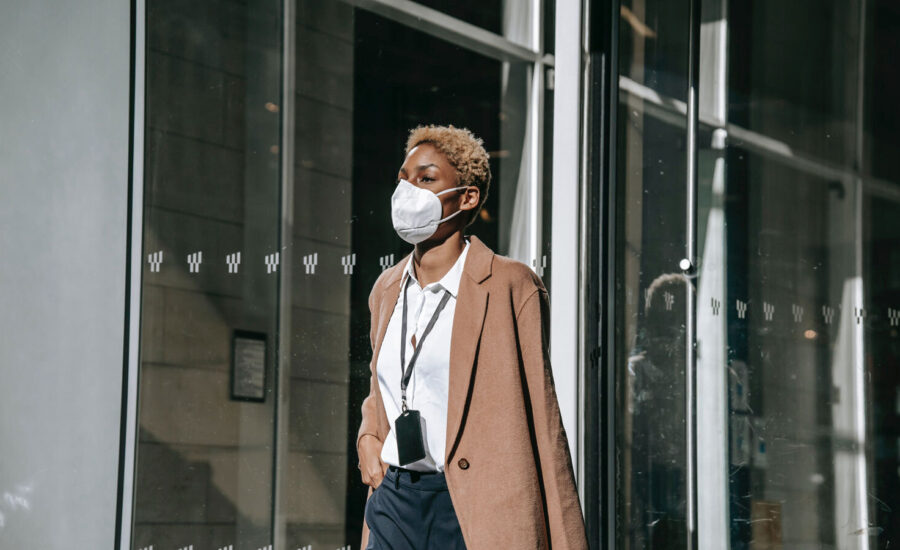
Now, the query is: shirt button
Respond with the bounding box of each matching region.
[457,458,470,470]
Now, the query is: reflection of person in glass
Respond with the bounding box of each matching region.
[625,273,691,548]
[356,125,588,549]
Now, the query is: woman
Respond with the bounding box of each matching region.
[357,124,588,549]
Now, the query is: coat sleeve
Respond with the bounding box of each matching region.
[359,282,384,550]
[356,283,383,467]
[516,286,589,550]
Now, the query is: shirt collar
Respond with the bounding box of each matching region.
[401,237,471,298]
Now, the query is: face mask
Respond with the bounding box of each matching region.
[391,179,469,244]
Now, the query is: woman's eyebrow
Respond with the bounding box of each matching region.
[399,163,438,176]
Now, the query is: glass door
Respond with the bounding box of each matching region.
[604,0,900,548]
[611,0,693,547]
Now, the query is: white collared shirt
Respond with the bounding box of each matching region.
[376,237,471,472]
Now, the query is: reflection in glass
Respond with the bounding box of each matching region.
[614,0,691,547]
[133,0,282,548]
[614,99,689,549]
[612,0,900,546]
[132,1,549,548]
[277,3,538,549]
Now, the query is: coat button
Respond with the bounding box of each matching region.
[457,458,470,470]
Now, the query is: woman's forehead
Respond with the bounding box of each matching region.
[402,144,449,171]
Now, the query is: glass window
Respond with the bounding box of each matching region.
[414,0,502,35]
[134,0,282,548]
[132,1,548,548]
[604,0,900,547]
[613,0,692,546]
[727,0,858,168]
[864,0,900,183]
[411,0,542,51]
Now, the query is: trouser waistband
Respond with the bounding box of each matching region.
[386,465,448,491]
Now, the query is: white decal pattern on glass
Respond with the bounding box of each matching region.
[303,252,318,275]
[341,253,356,275]
[187,251,202,273]
[792,304,804,323]
[148,250,163,273]
[227,251,241,274]
[736,299,748,319]
[379,254,395,271]
[822,305,835,325]
[532,255,547,277]
[264,251,279,274]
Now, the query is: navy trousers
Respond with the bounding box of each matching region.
[365,465,467,550]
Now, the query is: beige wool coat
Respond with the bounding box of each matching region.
[356,234,589,549]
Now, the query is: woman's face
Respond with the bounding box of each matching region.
[397,142,479,242]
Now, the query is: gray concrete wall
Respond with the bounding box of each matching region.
[0,0,131,548]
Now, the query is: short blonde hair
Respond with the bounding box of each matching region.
[405,124,492,226]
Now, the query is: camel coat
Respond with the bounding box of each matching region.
[356,235,589,549]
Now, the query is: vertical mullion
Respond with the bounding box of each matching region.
[576,0,591,507]
[600,1,619,547]
[117,0,145,547]
[530,0,544,274]
[852,0,870,544]
[272,0,295,546]
[531,59,544,274]
[685,0,702,547]
[551,0,584,471]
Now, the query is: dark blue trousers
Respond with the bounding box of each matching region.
[365,465,467,550]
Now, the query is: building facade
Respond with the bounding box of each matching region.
[1,0,898,549]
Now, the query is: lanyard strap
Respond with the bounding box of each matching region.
[400,277,452,412]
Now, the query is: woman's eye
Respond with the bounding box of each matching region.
[420,176,434,182]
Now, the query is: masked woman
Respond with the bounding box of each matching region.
[356,124,588,550]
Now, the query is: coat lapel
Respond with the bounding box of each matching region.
[445,235,493,461]
[368,236,494,460]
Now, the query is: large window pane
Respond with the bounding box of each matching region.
[718,148,864,549]
[864,0,900,183]
[412,0,541,50]
[693,0,900,547]
[727,0,859,167]
[614,0,692,544]
[133,0,283,548]
[275,5,534,547]
[133,1,548,548]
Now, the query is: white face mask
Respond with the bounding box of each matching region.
[391,179,468,244]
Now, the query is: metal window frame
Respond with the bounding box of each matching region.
[549,0,584,474]
[273,0,295,547]
[618,75,899,203]
[116,0,145,548]
[582,0,619,548]
[342,0,552,64]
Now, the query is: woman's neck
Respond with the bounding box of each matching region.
[412,231,467,287]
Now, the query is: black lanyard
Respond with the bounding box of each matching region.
[400,276,452,412]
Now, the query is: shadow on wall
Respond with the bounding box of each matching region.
[133,428,264,549]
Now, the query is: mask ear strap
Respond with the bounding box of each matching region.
[437,208,465,224]
[435,185,470,196]
[435,185,472,223]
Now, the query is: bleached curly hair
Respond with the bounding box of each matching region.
[405,124,492,227]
